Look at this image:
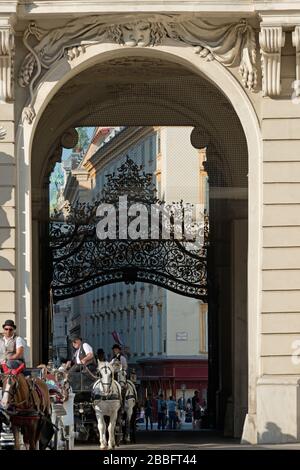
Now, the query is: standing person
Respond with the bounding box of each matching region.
[0,319,26,369]
[68,335,96,371]
[185,398,192,423]
[157,394,167,430]
[167,396,177,430]
[192,390,200,429]
[110,343,128,371]
[144,397,153,431]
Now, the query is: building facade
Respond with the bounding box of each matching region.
[1,0,300,443]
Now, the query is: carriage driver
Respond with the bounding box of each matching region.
[110,344,128,372]
[68,335,96,372]
[0,319,26,369]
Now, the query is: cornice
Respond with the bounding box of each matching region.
[13,1,300,19]
[16,1,255,18]
[87,126,155,175]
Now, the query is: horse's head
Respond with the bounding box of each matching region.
[117,367,127,389]
[97,362,113,395]
[1,371,19,410]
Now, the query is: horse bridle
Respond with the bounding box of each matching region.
[98,364,113,388]
[1,374,26,406]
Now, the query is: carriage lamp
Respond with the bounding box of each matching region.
[79,404,84,414]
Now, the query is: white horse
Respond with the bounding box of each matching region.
[92,362,122,450]
[116,367,137,443]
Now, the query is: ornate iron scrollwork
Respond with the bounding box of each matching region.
[50,157,208,301]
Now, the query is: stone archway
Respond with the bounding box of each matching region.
[15,39,261,442]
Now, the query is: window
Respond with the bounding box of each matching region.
[157,309,162,353]
[149,310,153,354]
[141,312,145,354]
[133,312,137,354]
[157,130,161,154]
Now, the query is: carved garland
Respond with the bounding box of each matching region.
[18,15,257,123]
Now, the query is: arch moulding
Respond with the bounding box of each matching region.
[16,41,262,444]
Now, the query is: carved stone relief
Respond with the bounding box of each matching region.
[259,26,285,97]
[18,14,257,123]
[0,126,7,140]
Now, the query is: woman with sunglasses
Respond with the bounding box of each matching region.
[0,319,26,369]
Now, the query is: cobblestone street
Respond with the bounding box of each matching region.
[74,431,300,450]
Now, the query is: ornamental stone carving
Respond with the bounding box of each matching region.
[259,26,285,97]
[0,20,14,103]
[0,126,7,140]
[19,15,257,122]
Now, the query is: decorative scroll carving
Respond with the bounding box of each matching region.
[292,26,300,98]
[19,15,257,122]
[0,126,7,140]
[259,26,285,97]
[0,21,14,103]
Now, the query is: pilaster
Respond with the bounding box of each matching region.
[292,26,300,97]
[0,15,15,329]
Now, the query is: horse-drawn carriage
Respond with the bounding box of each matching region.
[68,361,138,449]
[0,365,75,450]
[0,361,137,450]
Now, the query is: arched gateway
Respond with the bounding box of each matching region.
[2,5,300,445]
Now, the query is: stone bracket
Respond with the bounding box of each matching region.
[259,26,285,97]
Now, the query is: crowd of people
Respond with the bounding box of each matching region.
[141,391,207,431]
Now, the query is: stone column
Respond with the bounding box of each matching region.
[0,17,15,329]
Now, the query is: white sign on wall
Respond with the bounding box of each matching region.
[176,332,188,341]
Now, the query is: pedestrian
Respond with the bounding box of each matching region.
[144,397,153,430]
[157,394,167,430]
[167,396,177,430]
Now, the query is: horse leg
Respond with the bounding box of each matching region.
[125,405,133,443]
[108,409,118,450]
[12,425,20,450]
[28,422,39,450]
[96,412,107,449]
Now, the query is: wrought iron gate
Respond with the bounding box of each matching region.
[50,158,208,302]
